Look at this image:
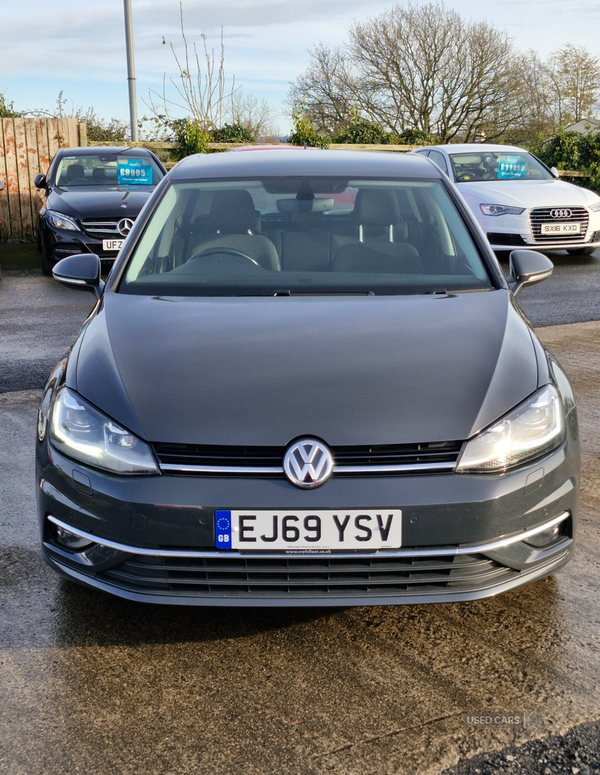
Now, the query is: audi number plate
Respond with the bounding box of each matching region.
[540,222,582,236]
[102,239,125,252]
[214,510,402,551]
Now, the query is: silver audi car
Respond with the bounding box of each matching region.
[37,150,579,606]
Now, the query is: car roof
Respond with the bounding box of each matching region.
[227,144,305,152]
[56,146,157,157]
[423,144,529,155]
[169,149,442,180]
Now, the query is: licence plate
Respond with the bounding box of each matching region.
[540,222,582,235]
[215,510,402,551]
[102,239,125,251]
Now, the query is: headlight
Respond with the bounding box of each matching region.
[589,201,600,212]
[46,209,79,231]
[480,204,526,216]
[457,385,564,473]
[49,388,158,475]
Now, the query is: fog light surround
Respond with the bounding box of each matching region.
[54,524,94,551]
[524,523,562,548]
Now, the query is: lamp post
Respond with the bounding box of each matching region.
[123,0,139,142]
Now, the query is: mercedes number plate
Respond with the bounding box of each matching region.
[540,222,582,236]
[102,239,125,252]
[215,510,402,551]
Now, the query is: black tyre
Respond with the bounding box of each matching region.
[567,246,596,257]
[41,238,54,276]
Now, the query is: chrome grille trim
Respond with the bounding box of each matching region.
[161,464,285,474]
[47,512,570,560]
[152,440,463,476]
[82,218,136,236]
[158,461,457,475]
[529,206,589,243]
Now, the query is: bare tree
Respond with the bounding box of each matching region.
[227,92,280,141]
[289,2,526,143]
[145,1,238,130]
[288,43,357,134]
[548,44,600,125]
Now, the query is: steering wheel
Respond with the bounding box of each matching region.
[456,172,473,182]
[186,246,262,269]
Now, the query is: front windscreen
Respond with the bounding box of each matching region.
[55,152,164,189]
[450,152,553,182]
[118,176,493,296]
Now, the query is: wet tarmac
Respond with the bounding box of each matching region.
[1,317,599,773]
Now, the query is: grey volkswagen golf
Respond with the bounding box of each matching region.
[36,150,579,606]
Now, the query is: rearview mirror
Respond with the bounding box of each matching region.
[508,250,553,297]
[52,254,104,299]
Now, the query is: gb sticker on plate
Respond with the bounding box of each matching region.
[215,510,232,549]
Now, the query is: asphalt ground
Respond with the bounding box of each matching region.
[1,250,600,774]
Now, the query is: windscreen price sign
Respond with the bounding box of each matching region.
[497,156,526,179]
[117,159,153,185]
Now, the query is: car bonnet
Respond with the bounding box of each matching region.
[71,290,539,448]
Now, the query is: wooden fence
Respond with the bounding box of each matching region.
[0,118,86,239]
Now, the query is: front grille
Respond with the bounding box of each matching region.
[82,217,135,237]
[99,551,518,598]
[152,440,463,476]
[486,232,526,247]
[530,206,589,243]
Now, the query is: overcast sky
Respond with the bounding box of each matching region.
[1,0,599,134]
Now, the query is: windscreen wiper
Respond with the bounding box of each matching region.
[273,290,375,296]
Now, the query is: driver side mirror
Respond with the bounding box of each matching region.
[507,250,553,297]
[52,254,104,300]
[550,167,559,179]
[34,173,47,189]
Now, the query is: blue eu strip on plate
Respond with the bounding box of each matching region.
[215,510,232,549]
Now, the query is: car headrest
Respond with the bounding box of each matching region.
[92,168,106,181]
[66,164,85,181]
[351,189,400,227]
[210,189,259,234]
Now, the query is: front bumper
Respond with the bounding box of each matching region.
[42,223,122,264]
[479,211,600,252]
[37,439,578,607]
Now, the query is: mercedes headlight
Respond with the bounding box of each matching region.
[47,209,79,231]
[49,388,158,475]
[480,204,526,217]
[457,385,565,473]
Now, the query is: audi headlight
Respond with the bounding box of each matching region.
[480,204,526,217]
[49,388,158,475]
[47,209,79,231]
[457,385,565,473]
[589,201,600,212]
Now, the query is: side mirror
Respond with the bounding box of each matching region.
[34,173,47,189]
[550,167,559,179]
[52,254,104,300]
[0,180,4,191]
[508,250,553,297]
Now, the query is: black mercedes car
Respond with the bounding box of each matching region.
[37,149,579,606]
[35,146,166,275]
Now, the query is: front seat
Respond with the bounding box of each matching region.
[193,189,280,270]
[333,189,422,274]
[65,164,85,183]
